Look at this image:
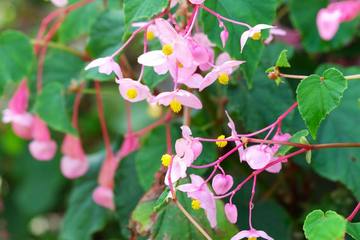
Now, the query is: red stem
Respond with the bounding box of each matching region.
[347,203,360,222]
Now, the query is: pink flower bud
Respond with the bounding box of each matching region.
[272,132,291,152]
[220,29,229,48]
[243,145,272,170]
[191,140,203,159]
[29,117,57,161]
[212,174,233,195]
[60,135,88,179]
[224,203,238,224]
[92,186,115,210]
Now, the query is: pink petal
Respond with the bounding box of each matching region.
[175,90,202,109]
[220,29,229,48]
[231,230,252,240]
[189,0,205,4]
[256,230,274,240]
[243,145,273,170]
[61,155,89,179]
[174,40,193,68]
[9,80,30,114]
[189,174,205,187]
[216,52,231,66]
[138,51,166,67]
[180,73,203,89]
[85,57,111,71]
[32,117,51,141]
[224,203,238,224]
[177,183,199,193]
[316,9,341,40]
[191,140,203,159]
[92,186,115,210]
[240,30,251,52]
[12,121,33,139]
[61,135,86,159]
[253,24,275,31]
[199,70,219,91]
[29,139,57,161]
[155,18,178,44]
[212,174,233,195]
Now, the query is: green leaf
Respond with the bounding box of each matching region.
[143,67,169,90]
[87,10,125,57]
[276,129,309,156]
[124,0,168,29]
[60,152,109,240]
[34,82,76,135]
[59,0,103,43]
[0,30,34,86]
[153,188,170,213]
[202,0,278,86]
[296,68,348,139]
[289,0,360,52]
[275,49,291,68]
[347,222,360,240]
[131,200,157,235]
[311,65,360,200]
[303,210,347,240]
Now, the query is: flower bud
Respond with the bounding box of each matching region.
[92,186,115,210]
[212,174,233,195]
[191,140,203,159]
[224,203,238,224]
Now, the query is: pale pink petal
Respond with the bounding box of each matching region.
[189,0,205,4]
[153,91,174,106]
[29,140,57,161]
[177,183,199,192]
[212,174,233,195]
[231,230,252,240]
[175,90,202,109]
[199,70,220,91]
[253,24,275,31]
[256,230,274,240]
[224,203,238,224]
[32,117,51,141]
[61,155,89,179]
[316,9,341,40]
[180,73,203,89]
[243,145,272,170]
[12,121,33,139]
[85,57,111,71]
[155,18,178,44]
[265,159,282,173]
[174,40,193,68]
[191,140,203,159]
[189,174,205,187]
[240,30,251,52]
[138,51,166,67]
[216,52,232,66]
[154,63,169,75]
[181,125,192,140]
[61,135,85,158]
[92,186,115,210]
[220,29,229,48]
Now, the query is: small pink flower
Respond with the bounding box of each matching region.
[189,0,205,4]
[264,28,287,45]
[224,203,238,224]
[317,1,360,40]
[2,80,33,139]
[29,117,57,161]
[85,57,123,79]
[192,33,215,71]
[164,155,188,185]
[212,174,233,195]
[240,24,274,52]
[199,53,244,91]
[178,174,217,228]
[151,89,202,113]
[51,0,68,7]
[231,228,274,240]
[271,132,291,153]
[117,78,151,102]
[242,145,273,170]
[225,111,245,161]
[60,134,89,179]
[92,186,115,210]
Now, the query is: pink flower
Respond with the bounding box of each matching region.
[316,1,360,41]
[240,24,274,52]
[191,33,215,71]
[60,134,89,179]
[164,155,188,185]
[199,53,244,91]
[231,228,274,240]
[2,80,33,139]
[151,89,202,113]
[117,78,151,102]
[242,145,273,170]
[212,174,233,195]
[189,0,205,4]
[225,111,245,161]
[218,20,229,48]
[92,186,115,210]
[51,0,68,7]
[178,174,217,228]
[29,117,57,161]
[138,18,193,68]
[264,28,287,45]
[271,132,291,153]
[85,57,123,79]
[224,203,238,224]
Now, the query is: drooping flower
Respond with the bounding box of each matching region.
[60,134,89,179]
[199,53,244,91]
[317,0,360,40]
[85,56,123,79]
[224,203,238,224]
[164,155,188,185]
[264,28,287,45]
[138,18,193,69]
[191,33,215,71]
[117,78,151,102]
[92,185,115,210]
[151,89,202,113]
[212,174,233,195]
[29,117,57,161]
[242,145,273,170]
[51,0,68,7]
[264,132,291,174]
[231,228,274,240]
[178,174,217,228]
[240,24,274,52]
[2,80,33,139]
[225,111,245,161]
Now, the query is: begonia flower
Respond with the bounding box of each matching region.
[264,28,287,45]
[85,56,123,79]
[212,174,233,195]
[231,228,274,240]
[2,80,33,139]
[117,78,151,102]
[242,145,273,170]
[92,185,115,210]
[29,117,57,161]
[224,203,238,224]
[178,174,217,228]
[240,24,274,52]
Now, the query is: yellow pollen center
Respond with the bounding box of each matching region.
[162,44,174,56]
[218,72,230,85]
[170,98,182,113]
[161,154,172,167]
[191,199,201,210]
[251,31,262,41]
[248,238,257,240]
[146,31,155,41]
[126,88,138,99]
[216,135,228,148]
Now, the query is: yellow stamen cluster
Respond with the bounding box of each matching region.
[162,44,174,56]
[191,199,201,210]
[251,31,262,41]
[216,135,227,148]
[146,31,155,41]
[218,72,230,85]
[170,98,182,113]
[248,237,257,240]
[161,154,172,167]
[126,88,138,99]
